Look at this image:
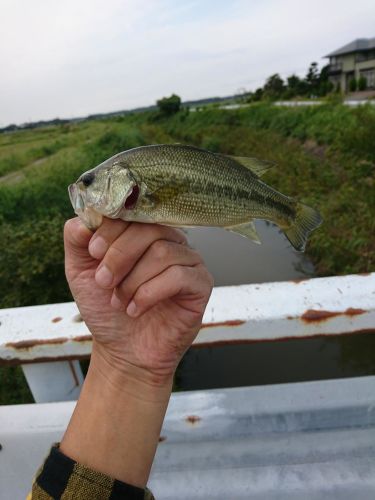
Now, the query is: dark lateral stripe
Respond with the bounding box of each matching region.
[36,445,75,498]
[191,181,296,219]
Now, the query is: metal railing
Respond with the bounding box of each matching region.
[1,272,374,403]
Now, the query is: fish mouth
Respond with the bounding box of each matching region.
[68,183,85,214]
[68,183,103,229]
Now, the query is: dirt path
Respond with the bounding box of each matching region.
[0,157,48,185]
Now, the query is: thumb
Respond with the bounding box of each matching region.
[64,218,94,278]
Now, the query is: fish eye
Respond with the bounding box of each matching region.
[81,172,95,187]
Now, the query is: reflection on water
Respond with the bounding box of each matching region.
[177,222,374,391]
[185,221,314,286]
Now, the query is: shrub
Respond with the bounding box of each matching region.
[358,76,367,91]
[349,78,357,92]
[156,94,181,116]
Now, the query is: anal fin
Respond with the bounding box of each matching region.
[226,221,261,244]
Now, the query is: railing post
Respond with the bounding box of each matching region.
[21,361,84,403]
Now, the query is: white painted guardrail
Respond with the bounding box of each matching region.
[0,273,374,402]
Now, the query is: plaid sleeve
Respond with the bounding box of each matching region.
[30,445,155,500]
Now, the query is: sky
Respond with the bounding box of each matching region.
[1,0,375,126]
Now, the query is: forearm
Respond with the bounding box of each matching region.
[60,343,173,487]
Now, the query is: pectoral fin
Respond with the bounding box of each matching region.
[226,221,261,244]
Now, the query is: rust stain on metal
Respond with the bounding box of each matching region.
[52,317,62,323]
[68,361,80,387]
[301,308,367,323]
[301,310,341,322]
[158,436,167,442]
[73,314,83,323]
[186,415,201,424]
[345,307,366,316]
[73,335,92,342]
[201,320,245,329]
[5,337,69,350]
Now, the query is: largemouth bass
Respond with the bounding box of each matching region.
[68,144,322,251]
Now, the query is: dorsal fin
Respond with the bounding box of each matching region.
[227,155,275,177]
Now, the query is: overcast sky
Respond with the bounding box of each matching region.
[1,0,374,125]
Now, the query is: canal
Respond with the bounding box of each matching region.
[177,222,375,390]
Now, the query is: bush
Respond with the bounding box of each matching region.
[349,78,357,92]
[156,94,181,116]
[358,76,367,91]
[0,214,71,308]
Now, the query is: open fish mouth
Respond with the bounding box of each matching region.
[68,183,103,230]
[68,183,84,213]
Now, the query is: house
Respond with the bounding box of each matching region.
[325,37,375,93]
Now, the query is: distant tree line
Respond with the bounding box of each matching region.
[239,62,336,102]
[0,118,70,134]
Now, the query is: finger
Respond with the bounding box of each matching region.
[126,264,213,318]
[95,223,188,289]
[88,217,130,260]
[64,218,94,273]
[111,241,202,310]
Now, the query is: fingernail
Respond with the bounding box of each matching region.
[126,300,138,317]
[95,265,113,287]
[89,237,108,259]
[111,294,125,311]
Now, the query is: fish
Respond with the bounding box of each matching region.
[68,144,322,251]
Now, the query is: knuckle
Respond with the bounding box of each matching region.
[169,264,186,282]
[151,240,170,260]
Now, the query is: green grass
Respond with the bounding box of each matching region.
[0,103,374,404]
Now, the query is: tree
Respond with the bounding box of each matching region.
[286,74,308,97]
[305,62,320,96]
[156,94,181,115]
[253,87,264,101]
[263,73,284,99]
[317,64,334,96]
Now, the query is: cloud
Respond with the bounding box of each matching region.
[1,0,375,124]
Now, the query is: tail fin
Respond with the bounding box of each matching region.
[284,203,322,252]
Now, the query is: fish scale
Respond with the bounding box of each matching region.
[69,144,322,251]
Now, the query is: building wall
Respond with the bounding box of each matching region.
[342,54,356,72]
[329,53,375,92]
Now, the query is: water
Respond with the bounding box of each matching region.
[185,221,314,286]
[177,222,375,391]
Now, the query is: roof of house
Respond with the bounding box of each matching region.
[325,37,375,57]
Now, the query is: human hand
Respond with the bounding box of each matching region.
[64,218,213,389]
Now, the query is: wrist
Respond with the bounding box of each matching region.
[89,342,174,404]
[61,342,173,486]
